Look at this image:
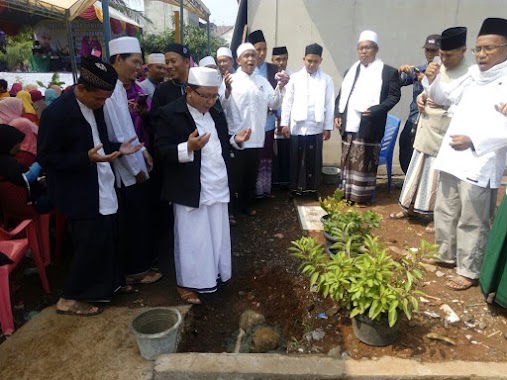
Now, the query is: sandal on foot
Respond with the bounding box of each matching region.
[177,287,202,305]
[444,276,478,291]
[425,222,435,234]
[389,211,416,220]
[126,270,163,285]
[56,300,103,317]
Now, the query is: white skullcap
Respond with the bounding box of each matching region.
[109,36,141,56]
[236,43,256,58]
[217,47,233,59]
[148,53,165,65]
[199,56,217,67]
[358,30,379,45]
[188,67,221,87]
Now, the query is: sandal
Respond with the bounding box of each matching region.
[56,299,103,317]
[425,222,435,234]
[229,215,237,226]
[126,270,163,285]
[177,286,202,305]
[444,276,478,291]
[389,211,416,220]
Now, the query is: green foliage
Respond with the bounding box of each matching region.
[0,27,34,71]
[36,73,66,89]
[140,25,228,61]
[291,236,437,327]
[319,188,346,215]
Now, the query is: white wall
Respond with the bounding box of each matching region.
[144,0,200,35]
[249,0,507,170]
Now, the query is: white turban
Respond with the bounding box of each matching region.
[188,67,221,87]
[109,36,141,56]
[236,43,256,58]
[217,47,233,59]
[199,56,217,68]
[358,30,379,45]
[148,53,165,65]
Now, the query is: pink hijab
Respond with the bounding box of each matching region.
[0,98,23,123]
[9,117,38,156]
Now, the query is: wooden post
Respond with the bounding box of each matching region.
[174,11,180,43]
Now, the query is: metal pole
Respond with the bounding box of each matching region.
[207,17,210,55]
[65,20,78,84]
[179,0,184,45]
[102,0,111,60]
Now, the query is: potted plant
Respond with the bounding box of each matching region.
[290,236,437,346]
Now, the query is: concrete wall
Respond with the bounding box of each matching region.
[144,0,199,35]
[249,0,507,170]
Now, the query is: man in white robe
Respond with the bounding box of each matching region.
[424,17,507,290]
[222,43,288,221]
[153,67,251,304]
[281,43,335,199]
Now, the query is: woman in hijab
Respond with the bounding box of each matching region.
[30,89,46,119]
[16,90,38,124]
[0,97,23,124]
[0,124,47,212]
[44,88,58,106]
[9,82,22,96]
[24,84,38,92]
[49,85,62,97]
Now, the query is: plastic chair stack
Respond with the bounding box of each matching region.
[378,114,402,192]
[0,219,50,336]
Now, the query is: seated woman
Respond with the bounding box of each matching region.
[15,90,39,125]
[0,124,48,214]
[10,117,38,168]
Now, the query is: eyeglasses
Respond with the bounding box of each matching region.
[193,88,219,100]
[357,45,376,52]
[471,44,507,55]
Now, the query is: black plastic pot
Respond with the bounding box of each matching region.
[351,313,400,346]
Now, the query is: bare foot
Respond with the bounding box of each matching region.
[56,298,102,316]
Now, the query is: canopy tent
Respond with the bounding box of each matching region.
[0,0,96,21]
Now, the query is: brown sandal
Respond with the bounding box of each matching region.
[177,287,202,305]
[126,270,163,285]
[445,276,478,291]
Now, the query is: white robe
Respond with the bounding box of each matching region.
[104,80,148,187]
[280,67,335,135]
[431,70,507,188]
[223,67,282,148]
[173,104,231,292]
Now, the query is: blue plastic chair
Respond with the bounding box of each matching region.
[378,114,401,193]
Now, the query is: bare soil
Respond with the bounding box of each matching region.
[3,178,507,362]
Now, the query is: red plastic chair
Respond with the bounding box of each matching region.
[0,219,50,336]
[0,180,52,266]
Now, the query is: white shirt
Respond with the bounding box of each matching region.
[223,68,282,148]
[76,99,118,215]
[177,104,230,206]
[433,74,507,188]
[104,80,148,187]
[281,67,335,135]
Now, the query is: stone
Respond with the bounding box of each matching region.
[435,271,445,278]
[273,233,284,239]
[311,328,326,341]
[239,310,265,330]
[478,322,488,330]
[326,305,340,317]
[250,326,280,353]
[327,346,341,358]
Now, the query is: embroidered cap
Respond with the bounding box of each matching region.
[109,36,141,56]
[236,43,256,58]
[199,56,217,68]
[148,53,165,65]
[358,30,379,45]
[80,56,118,91]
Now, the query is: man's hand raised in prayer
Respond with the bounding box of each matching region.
[187,129,210,153]
[423,61,441,85]
[88,137,143,163]
[224,72,233,99]
[449,135,474,151]
[234,128,251,144]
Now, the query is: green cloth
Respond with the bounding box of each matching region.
[30,54,50,72]
[480,194,507,308]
